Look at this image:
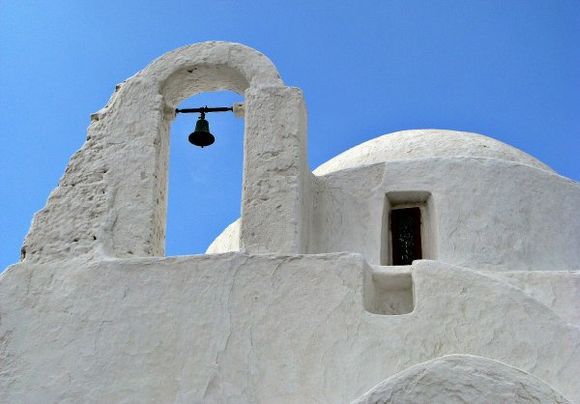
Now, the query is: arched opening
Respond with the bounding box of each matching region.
[167,90,244,256]
[21,42,298,263]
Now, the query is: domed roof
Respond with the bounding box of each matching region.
[207,129,555,255]
[313,129,552,176]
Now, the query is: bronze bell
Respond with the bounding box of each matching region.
[188,113,215,148]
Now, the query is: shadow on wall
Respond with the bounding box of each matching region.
[167,91,244,256]
[364,264,414,315]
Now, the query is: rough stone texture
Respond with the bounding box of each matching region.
[20,41,299,264]
[311,157,579,270]
[352,355,571,404]
[313,129,554,176]
[4,42,579,403]
[210,147,580,272]
[492,271,580,326]
[1,257,579,403]
[241,86,312,253]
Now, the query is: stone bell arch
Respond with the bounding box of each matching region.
[21,41,311,263]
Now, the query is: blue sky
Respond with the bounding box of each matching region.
[1,1,578,270]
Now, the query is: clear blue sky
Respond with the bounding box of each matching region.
[1,1,578,271]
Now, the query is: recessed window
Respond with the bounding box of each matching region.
[391,207,422,265]
[381,191,434,266]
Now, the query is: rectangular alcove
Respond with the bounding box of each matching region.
[380,191,435,266]
[364,265,414,315]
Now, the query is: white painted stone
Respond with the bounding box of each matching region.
[2,42,579,403]
[20,41,310,264]
[313,129,554,176]
[210,132,580,272]
[206,218,240,254]
[2,257,579,402]
[310,156,579,270]
[241,86,311,254]
[352,355,571,403]
[492,271,580,326]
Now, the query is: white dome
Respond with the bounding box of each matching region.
[313,129,552,176]
[207,129,555,254]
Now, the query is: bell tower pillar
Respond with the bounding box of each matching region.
[20,41,312,264]
[241,86,311,254]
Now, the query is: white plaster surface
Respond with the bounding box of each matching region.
[240,86,311,254]
[491,271,580,326]
[20,41,311,264]
[310,157,579,270]
[210,138,580,272]
[313,129,553,176]
[1,256,579,403]
[4,42,579,404]
[352,355,571,403]
[207,218,240,254]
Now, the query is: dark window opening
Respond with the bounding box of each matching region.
[391,207,422,265]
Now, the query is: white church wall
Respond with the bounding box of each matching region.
[492,270,580,326]
[240,86,312,254]
[3,41,578,404]
[1,255,578,403]
[309,156,580,271]
[20,42,313,265]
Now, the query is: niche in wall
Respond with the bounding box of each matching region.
[364,265,414,315]
[381,191,435,266]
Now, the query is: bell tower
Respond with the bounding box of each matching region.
[20,41,312,264]
[2,42,578,403]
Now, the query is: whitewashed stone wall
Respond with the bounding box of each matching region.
[210,130,580,272]
[309,154,580,271]
[2,42,578,403]
[1,256,578,402]
[20,41,310,265]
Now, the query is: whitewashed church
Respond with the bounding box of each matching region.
[1,42,579,403]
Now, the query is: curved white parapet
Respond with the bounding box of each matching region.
[352,354,570,404]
